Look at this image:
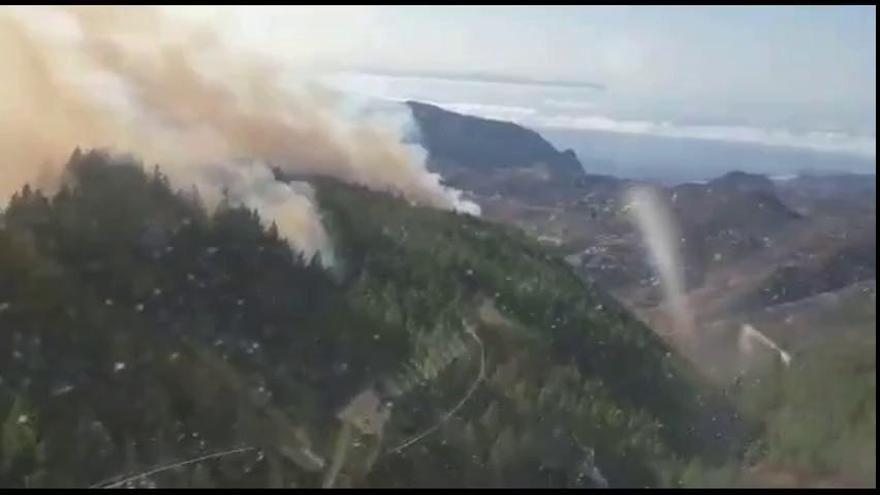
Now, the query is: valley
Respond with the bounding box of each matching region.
[410,101,876,487]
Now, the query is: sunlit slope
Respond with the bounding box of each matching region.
[1,151,737,488]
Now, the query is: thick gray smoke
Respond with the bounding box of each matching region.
[624,185,696,346]
[0,6,479,262]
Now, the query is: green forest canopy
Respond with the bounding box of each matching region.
[0,150,743,487]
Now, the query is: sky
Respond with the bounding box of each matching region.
[100,6,880,159]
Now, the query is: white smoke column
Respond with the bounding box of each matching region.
[738,323,792,367]
[624,185,696,344]
[0,6,480,266]
[186,160,333,263]
[329,93,481,216]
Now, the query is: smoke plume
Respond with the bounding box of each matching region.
[0,6,479,261]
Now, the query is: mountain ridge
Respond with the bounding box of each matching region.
[0,150,741,488]
[406,100,587,180]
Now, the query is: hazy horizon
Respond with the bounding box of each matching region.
[6,5,877,177]
[163,5,875,173]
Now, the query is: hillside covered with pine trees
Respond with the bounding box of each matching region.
[0,150,744,488]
